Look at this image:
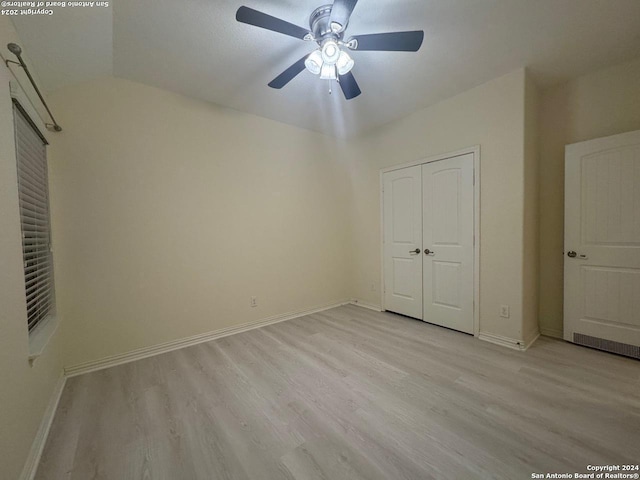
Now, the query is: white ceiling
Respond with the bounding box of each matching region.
[11,0,640,137]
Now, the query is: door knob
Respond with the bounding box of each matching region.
[567,251,577,258]
[424,249,435,256]
[410,248,420,254]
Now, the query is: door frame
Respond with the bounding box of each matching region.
[379,146,481,337]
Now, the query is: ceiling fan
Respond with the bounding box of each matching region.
[235,0,424,100]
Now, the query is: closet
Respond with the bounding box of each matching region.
[382,152,476,334]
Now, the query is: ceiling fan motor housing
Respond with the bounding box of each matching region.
[310,5,345,42]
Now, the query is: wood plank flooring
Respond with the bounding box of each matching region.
[35,305,640,479]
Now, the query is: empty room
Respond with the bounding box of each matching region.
[1,1,640,479]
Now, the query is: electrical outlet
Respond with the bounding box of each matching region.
[500,305,510,318]
[250,296,257,308]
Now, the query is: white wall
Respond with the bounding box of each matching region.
[538,56,640,337]
[344,69,534,343]
[0,18,65,480]
[47,77,353,368]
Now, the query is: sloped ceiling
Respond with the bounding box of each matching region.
[11,0,640,137]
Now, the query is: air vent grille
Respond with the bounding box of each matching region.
[573,333,640,360]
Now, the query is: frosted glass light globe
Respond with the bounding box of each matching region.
[321,40,340,65]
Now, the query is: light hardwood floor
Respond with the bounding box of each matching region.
[36,305,640,479]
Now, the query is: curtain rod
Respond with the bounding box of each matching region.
[5,43,62,132]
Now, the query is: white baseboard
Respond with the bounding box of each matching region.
[523,332,540,350]
[349,299,383,312]
[20,374,66,480]
[478,331,539,351]
[65,300,351,378]
[540,327,563,339]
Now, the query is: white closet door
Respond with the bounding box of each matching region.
[383,165,423,319]
[422,154,474,334]
[564,130,640,350]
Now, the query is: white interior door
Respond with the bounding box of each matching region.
[383,165,423,319]
[422,154,474,334]
[564,130,640,350]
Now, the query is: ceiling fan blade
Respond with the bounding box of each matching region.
[236,6,310,40]
[330,0,358,32]
[338,72,361,100]
[268,56,309,89]
[349,31,424,52]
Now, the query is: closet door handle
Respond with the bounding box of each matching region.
[410,248,421,255]
[424,249,435,256]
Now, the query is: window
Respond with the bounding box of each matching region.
[13,101,55,332]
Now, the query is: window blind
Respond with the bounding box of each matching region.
[13,102,54,332]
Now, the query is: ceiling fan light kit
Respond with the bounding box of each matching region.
[305,38,355,80]
[236,0,424,100]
